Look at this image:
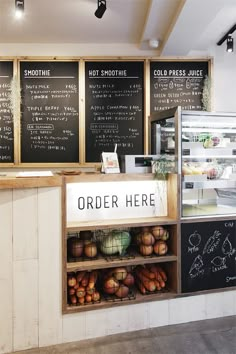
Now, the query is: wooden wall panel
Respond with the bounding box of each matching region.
[38,187,62,346]
[13,189,38,260]
[0,190,13,354]
[13,259,38,351]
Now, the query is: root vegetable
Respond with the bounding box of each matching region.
[153,240,168,255]
[81,272,90,287]
[103,277,119,294]
[139,244,153,256]
[76,286,86,298]
[76,271,86,283]
[113,267,128,281]
[122,272,135,287]
[135,270,156,292]
[92,291,100,302]
[115,284,129,298]
[141,232,155,246]
[84,242,97,258]
[69,294,77,305]
[67,275,77,287]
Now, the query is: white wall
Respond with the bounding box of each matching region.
[0,185,236,353]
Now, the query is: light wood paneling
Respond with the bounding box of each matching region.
[0,190,13,354]
[13,260,38,351]
[38,187,62,347]
[13,188,38,260]
[0,176,62,189]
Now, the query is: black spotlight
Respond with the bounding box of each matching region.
[226,35,234,53]
[95,0,106,19]
[15,0,24,18]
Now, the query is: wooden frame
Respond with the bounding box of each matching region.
[0,56,213,168]
[62,172,180,313]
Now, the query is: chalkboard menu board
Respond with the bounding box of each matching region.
[181,220,236,293]
[20,61,79,163]
[150,61,209,112]
[0,61,14,163]
[85,61,144,162]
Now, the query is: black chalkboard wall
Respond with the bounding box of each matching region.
[0,61,14,163]
[181,220,236,293]
[20,61,79,163]
[85,61,144,162]
[150,61,209,112]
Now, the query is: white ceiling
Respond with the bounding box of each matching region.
[0,0,236,55]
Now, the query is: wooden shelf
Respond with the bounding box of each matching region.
[67,252,177,272]
[66,216,178,232]
[64,288,178,313]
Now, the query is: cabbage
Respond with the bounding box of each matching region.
[100,230,131,256]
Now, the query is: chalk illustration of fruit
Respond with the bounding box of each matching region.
[211,256,226,267]
[189,255,204,277]
[189,230,201,247]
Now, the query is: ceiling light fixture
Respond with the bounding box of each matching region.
[226,35,233,53]
[217,24,236,53]
[15,0,24,19]
[95,0,106,19]
[149,39,160,49]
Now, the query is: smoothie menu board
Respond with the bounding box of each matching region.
[85,61,144,162]
[20,61,79,163]
[150,61,209,112]
[0,61,14,163]
[181,220,236,293]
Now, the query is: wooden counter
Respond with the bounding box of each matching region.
[0,174,62,189]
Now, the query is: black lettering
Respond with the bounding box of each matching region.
[87,196,94,209]
[112,195,118,207]
[104,195,109,208]
[126,195,132,207]
[95,196,101,209]
[78,197,85,210]
[142,194,148,206]
[150,194,155,206]
[134,194,140,207]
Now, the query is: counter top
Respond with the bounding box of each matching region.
[0,174,62,189]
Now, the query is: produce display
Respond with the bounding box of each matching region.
[135,264,168,294]
[182,162,222,179]
[67,270,100,305]
[67,233,98,260]
[102,266,135,300]
[135,226,169,257]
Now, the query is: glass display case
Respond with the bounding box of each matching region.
[149,107,236,217]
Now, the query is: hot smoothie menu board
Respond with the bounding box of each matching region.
[85,61,144,162]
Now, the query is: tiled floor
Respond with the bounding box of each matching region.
[10,315,236,354]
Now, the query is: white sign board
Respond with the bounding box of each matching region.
[66,180,167,223]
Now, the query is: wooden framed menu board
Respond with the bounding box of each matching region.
[20,61,79,163]
[85,61,144,163]
[0,61,14,163]
[150,60,210,112]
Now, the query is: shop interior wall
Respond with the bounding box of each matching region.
[0,44,236,354]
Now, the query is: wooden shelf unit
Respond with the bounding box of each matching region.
[62,173,180,313]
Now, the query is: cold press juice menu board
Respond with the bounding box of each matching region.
[20,61,79,163]
[85,61,144,162]
[0,61,14,163]
[150,61,209,112]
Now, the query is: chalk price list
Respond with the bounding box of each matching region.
[20,63,79,163]
[0,61,14,163]
[85,62,144,162]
